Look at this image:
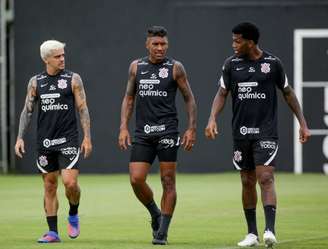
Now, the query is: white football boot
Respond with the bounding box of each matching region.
[263,230,277,248]
[237,233,260,247]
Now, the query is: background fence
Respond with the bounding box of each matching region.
[10,0,328,173]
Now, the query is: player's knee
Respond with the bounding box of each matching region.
[63,180,79,192]
[130,175,146,187]
[44,181,57,196]
[161,175,176,192]
[258,172,274,187]
[241,175,256,189]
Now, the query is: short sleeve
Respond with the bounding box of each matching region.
[275,58,289,90]
[218,57,231,91]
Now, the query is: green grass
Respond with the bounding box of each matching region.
[0,173,327,249]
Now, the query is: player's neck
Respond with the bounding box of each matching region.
[148,56,165,64]
[46,67,62,76]
[247,47,262,61]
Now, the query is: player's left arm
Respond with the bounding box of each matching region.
[174,61,197,151]
[282,85,311,143]
[72,73,92,158]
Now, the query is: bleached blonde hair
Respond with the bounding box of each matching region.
[40,40,65,60]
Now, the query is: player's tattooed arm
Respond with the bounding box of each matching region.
[72,73,92,157]
[282,85,310,143]
[17,76,37,139]
[174,61,197,130]
[174,61,197,151]
[120,60,137,130]
[119,61,137,150]
[205,86,229,140]
[15,76,37,158]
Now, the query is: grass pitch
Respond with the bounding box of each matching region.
[0,173,327,249]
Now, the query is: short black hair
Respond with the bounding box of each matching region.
[147,26,168,37]
[232,22,260,44]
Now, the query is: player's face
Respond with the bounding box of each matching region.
[232,33,252,57]
[146,36,168,62]
[45,48,65,71]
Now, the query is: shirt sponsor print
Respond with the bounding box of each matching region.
[237,82,266,100]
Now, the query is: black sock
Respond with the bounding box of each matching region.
[69,202,79,216]
[145,200,161,218]
[46,216,58,233]
[264,205,276,234]
[158,214,172,235]
[244,208,258,236]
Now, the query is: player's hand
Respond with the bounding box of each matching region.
[205,120,218,139]
[181,128,196,151]
[15,138,25,158]
[299,126,311,143]
[80,137,92,158]
[118,129,131,150]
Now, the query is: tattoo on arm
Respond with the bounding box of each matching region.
[125,62,137,96]
[73,73,91,139]
[17,77,37,139]
[175,61,197,129]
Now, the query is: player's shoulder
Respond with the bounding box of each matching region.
[262,51,282,63]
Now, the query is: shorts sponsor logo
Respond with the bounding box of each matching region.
[61,147,77,155]
[158,67,169,78]
[260,141,276,149]
[237,81,266,100]
[57,79,67,89]
[43,137,67,148]
[144,124,166,134]
[233,150,242,162]
[39,155,48,167]
[159,138,176,148]
[240,126,260,135]
[261,63,271,74]
[40,93,69,112]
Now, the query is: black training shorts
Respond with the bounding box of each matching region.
[130,134,180,164]
[36,142,80,173]
[232,139,278,170]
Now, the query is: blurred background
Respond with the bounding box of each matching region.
[0,0,328,174]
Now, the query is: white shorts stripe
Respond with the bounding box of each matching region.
[264,145,279,166]
[36,160,48,174]
[233,159,242,170]
[66,149,80,169]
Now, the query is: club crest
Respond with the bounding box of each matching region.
[233,150,242,162]
[39,155,48,167]
[57,79,67,89]
[158,68,169,79]
[261,63,271,74]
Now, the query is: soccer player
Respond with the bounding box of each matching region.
[205,22,310,247]
[15,40,92,243]
[118,26,197,245]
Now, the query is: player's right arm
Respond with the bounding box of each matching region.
[15,76,37,158]
[205,59,231,140]
[118,60,137,150]
[205,86,229,139]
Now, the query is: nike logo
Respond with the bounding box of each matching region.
[269,151,274,156]
[236,67,244,71]
[69,156,75,161]
[40,83,48,88]
[141,71,149,75]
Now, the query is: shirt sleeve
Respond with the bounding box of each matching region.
[218,58,231,91]
[275,58,289,90]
